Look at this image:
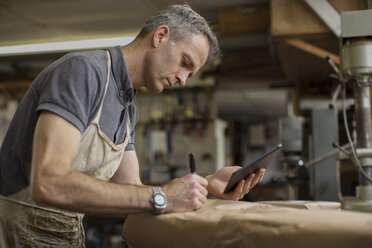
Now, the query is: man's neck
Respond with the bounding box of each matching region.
[121,41,146,89]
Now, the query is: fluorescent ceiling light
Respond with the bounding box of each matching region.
[0,36,135,56]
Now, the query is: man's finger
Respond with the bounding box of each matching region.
[259,171,265,183]
[237,174,253,199]
[199,194,208,204]
[229,179,244,201]
[199,184,208,197]
[251,173,262,189]
[251,169,265,188]
[258,168,265,176]
[243,173,254,194]
[189,174,208,187]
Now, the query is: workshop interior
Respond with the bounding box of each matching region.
[1,0,372,247]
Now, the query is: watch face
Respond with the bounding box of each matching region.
[154,193,166,206]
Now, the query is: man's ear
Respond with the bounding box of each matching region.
[152,25,170,48]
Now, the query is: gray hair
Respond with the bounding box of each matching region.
[136,4,220,64]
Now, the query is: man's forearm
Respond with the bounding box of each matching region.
[32,168,153,216]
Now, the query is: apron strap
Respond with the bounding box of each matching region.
[90,49,132,150]
[93,50,111,124]
[125,110,132,143]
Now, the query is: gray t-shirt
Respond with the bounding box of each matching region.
[0,46,139,196]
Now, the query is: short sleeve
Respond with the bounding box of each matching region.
[36,55,105,133]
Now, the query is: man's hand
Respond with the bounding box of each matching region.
[205,167,265,201]
[162,174,208,213]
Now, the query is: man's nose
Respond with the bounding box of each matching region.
[176,71,188,86]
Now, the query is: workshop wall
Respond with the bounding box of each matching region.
[133,87,226,184]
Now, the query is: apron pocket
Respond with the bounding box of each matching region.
[20,208,81,247]
[32,208,79,232]
[0,198,83,247]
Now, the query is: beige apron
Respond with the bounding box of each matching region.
[0,50,131,247]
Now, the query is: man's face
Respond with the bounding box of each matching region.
[144,32,209,93]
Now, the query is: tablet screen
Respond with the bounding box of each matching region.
[224,144,282,193]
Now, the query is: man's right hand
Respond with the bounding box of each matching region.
[162,174,208,213]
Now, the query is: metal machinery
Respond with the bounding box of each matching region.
[340,9,372,212]
[279,115,306,199]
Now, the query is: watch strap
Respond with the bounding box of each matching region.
[153,187,162,195]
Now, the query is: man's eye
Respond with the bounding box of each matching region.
[182,57,188,66]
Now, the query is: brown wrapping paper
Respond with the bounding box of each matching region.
[257,200,341,210]
[122,199,372,248]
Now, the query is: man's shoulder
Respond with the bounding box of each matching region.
[61,49,107,67]
[38,49,108,82]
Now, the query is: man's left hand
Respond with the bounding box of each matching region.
[205,166,265,201]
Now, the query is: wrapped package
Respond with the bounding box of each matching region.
[123,199,372,248]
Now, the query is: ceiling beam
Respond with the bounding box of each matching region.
[285,39,340,64]
[304,0,341,37]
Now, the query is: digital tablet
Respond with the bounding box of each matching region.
[224,144,282,193]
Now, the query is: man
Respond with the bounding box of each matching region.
[0,4,265,247]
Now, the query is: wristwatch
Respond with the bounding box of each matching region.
[150,187,167,215]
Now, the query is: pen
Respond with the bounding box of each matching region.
[188,153,196,174]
